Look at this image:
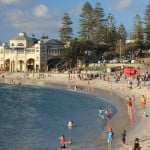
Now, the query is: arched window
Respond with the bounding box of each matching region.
[17,43,24,46]
[11,43,14,46]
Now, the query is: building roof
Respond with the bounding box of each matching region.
[11,32,34,41]
[31,38,39,44]
[41,38,63,46]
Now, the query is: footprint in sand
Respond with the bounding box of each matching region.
[147,141,150,147]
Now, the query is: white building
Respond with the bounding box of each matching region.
[125,39,135,44]
[0,32,64,72]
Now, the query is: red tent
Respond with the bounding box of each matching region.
[123,68,140,75]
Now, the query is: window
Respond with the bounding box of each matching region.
[17,43,24,46]
[11,43,14,46]
[41,49,45,53]
[41,56,46,61]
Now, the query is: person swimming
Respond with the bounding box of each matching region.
[105,109,111,118]
[98,107,105,118]
[67,121,73,128]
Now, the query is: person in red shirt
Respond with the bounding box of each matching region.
[59,135,66,149]
[59,135,72,149]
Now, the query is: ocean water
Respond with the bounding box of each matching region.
[0,84,116,150]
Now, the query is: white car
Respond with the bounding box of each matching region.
[109,59,118,63]
[122,60,130,63]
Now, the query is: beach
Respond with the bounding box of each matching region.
[0,71,150,150]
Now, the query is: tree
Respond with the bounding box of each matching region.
[92,2,106,45]
[79,2,94,40]
[63,39,95,67]
[144,3,150,48]
[132,14,143,49]
[116,24,127,55]
[104,13,118,51]
[59,13,73,43]
[118,24,127,43]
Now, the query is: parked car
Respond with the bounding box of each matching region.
[109,59,118,63]
[121,60,131,63]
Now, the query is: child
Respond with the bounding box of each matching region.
[59,135,72,149]
[59,135,66,149]
[107,128,114,150]
[98,107,105,118]
[121,130,127,144]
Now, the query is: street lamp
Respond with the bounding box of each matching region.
[120,39,122,63]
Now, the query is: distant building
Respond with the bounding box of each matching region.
[125,39,135,44]
[0,32,64,72]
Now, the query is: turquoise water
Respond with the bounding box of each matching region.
[0,84,116,150]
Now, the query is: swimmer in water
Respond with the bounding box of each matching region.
[67,121,73,128]
[98,107,105,118]
[105,109,111,118]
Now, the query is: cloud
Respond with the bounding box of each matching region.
[0,0,20,4]
[33,4,49,18]
[112,0,133,11]
[0,0,36,6]
[3,4,62,35]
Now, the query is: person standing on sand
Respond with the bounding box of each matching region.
[121,130,127,145]
[140,95,146,110]
[107,128,114,150]
[127,98,132,113]
[106,119,113,150]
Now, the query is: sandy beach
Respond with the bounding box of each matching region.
[0,71,150,150]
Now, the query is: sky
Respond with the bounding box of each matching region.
[0,0,149,42]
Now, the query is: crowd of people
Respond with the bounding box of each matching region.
[105,94,148,149]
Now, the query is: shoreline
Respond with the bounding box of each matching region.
[0,72,150,149]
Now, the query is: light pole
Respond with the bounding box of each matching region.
[120,39,122,63]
